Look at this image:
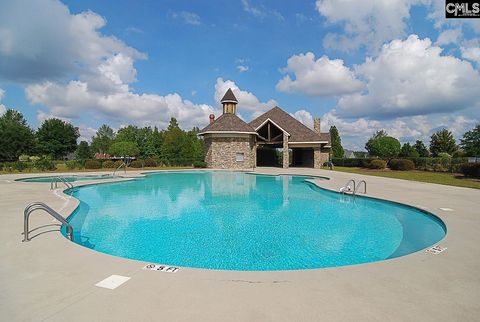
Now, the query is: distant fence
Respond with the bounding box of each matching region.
[331,157,478,173]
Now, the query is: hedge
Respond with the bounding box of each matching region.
[193,161,207,168]
[332,157,470,172]
[331,158,375,167]
[369,159,386,169]
[84,160,102,169]
[459,163,480,178]
[389,159,415,171]
[143,158,157,167]
[130,160,143,168]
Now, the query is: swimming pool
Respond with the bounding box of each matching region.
[17,174,119,182]
[65,171,446,271]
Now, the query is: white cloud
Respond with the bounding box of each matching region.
[291,110,314,129]
[276,52,364,96]
[321,110,478,150]
[241,0,265,18]
[214,78,277,118]
[435,29,462,46]
[427,0,480,34]
[0,0,145,83]
[0,88,6,115]
[170,11,201,26]
[316,0,428,53]
[237,65,249,72]
[11,0,217,130]
[337,35,480,119]
[461,39,480,63]
[77,125,98,143]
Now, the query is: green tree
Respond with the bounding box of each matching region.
[91,124,115,154]
[365,130,388,153]
[36,118,79,159]
[430,129,457,156]
[329,126,344,158]
[366,136,401,159]
[413,140,429,157]
[399,143,419,158]
[108,141,140,158]
[0,109,35,160]
[161,118,185,165]
[75,141,92,160]
[460,124,480,157]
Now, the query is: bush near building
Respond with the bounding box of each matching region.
[369,160,387,169]
[459,163,480,178]
[84,160,102,169]
[389,159,415,171]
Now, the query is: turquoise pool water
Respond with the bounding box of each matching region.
[65,171,446,271]
[18,174,118,182]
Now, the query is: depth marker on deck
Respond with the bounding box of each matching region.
[143,263,179,273]
[425,245,447,254]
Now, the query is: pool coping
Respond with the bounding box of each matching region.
[1,168,479,321]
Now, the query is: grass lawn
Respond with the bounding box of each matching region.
[332,167,480,189]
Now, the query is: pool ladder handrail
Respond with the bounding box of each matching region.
[340,179,355,194]
[354,180,367,195]
[23,202,73,242]
[50,176,74,190]
[113,162,126,176]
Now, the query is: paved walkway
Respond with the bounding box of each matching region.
[0,169,479,321]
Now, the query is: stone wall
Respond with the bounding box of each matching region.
[314,146,330,169]
[204,135,256,169]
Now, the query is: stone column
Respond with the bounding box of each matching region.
[283,133,289,169]
[313,146,321,169]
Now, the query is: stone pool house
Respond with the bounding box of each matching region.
[198,89,331,169]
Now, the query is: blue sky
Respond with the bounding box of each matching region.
[0,0,479,150]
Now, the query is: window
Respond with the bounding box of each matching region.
[236,152,244,162]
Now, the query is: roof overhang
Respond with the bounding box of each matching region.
[198,131,258,136]
[220,100,238,104]
[254,118,291,137]
[289,141,329,145]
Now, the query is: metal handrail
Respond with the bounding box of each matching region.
[50,176,74,190]
[23,202,73,242]
[354,180,367,195]
[113,162,126,176]
[340,179,355,194]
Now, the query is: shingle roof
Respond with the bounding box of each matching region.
[199,113,256,134]
[249,106,330,143]
[220,88,238,103]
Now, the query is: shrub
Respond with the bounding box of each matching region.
[34,159,56,171]
[29,156,41,162]
[102,160,116,168]
[331,158,375,167]
[130,160,143,168]
[143,158,157,167]
[459,163,480,178]
[369,159,387,169]
[18,154,30,162]
[193,161,207,168]
[14,161,27,171]
[84,160,102,169]
[65,160,78,170]
[389,159,415,171]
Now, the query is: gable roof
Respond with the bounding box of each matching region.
[220,88,238,103]
[249,106,330,143]
[198,113,256,135]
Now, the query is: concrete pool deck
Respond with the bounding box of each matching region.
[1,168,479,321]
